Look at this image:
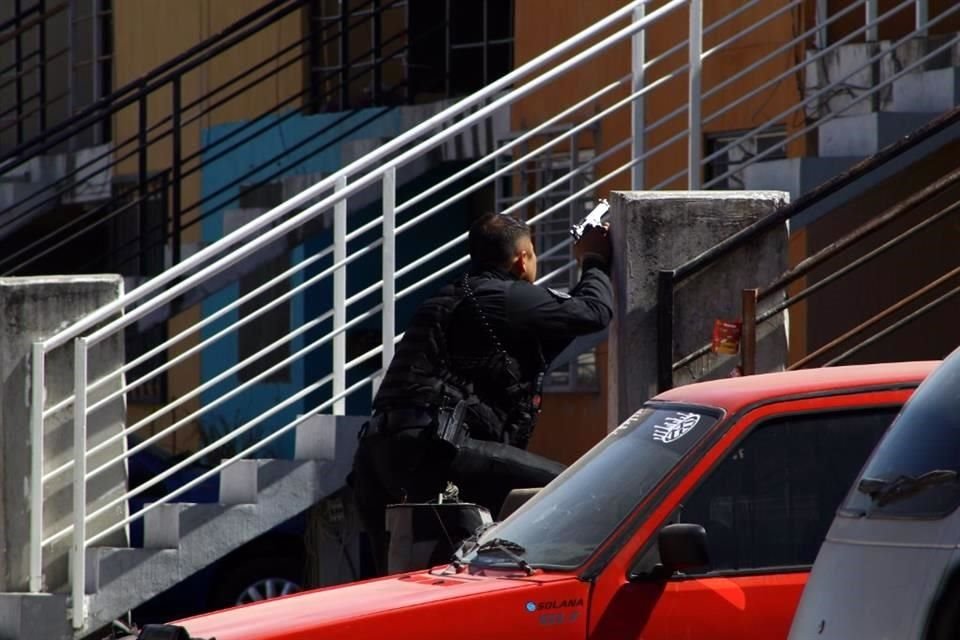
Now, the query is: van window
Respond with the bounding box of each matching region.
[676,408,896,573]
[843,356,960,518]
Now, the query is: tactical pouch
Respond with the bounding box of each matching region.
[435,400,468,450]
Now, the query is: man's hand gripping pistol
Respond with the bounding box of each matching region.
[569,199,610,242]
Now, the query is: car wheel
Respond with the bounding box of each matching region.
[208,555,304,610]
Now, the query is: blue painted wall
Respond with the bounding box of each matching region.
[199,107,488,457]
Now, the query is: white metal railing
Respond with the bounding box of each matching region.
[22,0,954,629]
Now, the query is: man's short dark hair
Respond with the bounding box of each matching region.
[468,213,531,269]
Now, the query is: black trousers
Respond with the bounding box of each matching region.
[351,429,565,577]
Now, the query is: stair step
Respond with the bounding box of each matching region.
[219,459,259,505]
[85,457,341,634]
[742,156,862,208]
[803,37,960,118]
[85,547,179,596]
[818,112,934,157]
[891,67,960,113]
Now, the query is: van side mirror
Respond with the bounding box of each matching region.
[658,523,709,574]
[497,487,541,520]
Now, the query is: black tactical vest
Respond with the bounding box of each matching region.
[372,276,542,449]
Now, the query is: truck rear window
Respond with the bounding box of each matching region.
[842,351,960,518]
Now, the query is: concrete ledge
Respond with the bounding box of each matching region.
[0,276,128,593]
[607,191,790,427]
[0,593,71,640]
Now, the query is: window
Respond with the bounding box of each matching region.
[307,0,410,112]
[675,408,897,573]
[843,355,960,519]
[307,0,514,111]
[705,128,787,189]
[446,0,514,96]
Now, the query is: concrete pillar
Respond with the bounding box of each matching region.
[607,191,791,428]
[0,276,129,592]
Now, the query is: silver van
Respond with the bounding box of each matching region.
[789,347,960,640]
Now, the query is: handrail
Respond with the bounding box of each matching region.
[1,13,419,277]
[675,103,960,283]
[0,1,67,49]
[0,0,410,227]
[38,0,671,352]
[21,0,958,629]
[0,0,309,166]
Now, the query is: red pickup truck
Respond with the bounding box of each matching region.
[143,362,934,640]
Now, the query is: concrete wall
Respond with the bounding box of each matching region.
[0,276,128,592]
[607,191,791,427]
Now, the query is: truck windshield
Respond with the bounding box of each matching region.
[843,349,960,518]
[463,405,721,570]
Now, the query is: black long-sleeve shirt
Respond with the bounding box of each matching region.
[446,255,614,382]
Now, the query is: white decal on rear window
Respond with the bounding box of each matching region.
[652,412,702,443]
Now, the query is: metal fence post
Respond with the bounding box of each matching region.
[916,0,928,36]
[657,270,675,392]
[14,0,24,145]
[382,168,397,378]
[71,337,89,629]
[741,288,758,375]
[866,0,879,42]
[138,86,149,276]
[815,0,829,49]
[333,177,347,415]
[29,342,45,592]
[171,76,183,266]
[38,0,48,139]
[688,0,703,189]
[631,3,646,190]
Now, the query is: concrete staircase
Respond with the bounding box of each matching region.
[743,37,960,219]
[0,415,364,640]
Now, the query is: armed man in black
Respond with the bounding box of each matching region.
[352,211,613,575]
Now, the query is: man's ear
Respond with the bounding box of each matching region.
[510,251,526,277]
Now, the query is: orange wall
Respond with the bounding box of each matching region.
[112,1,306,452]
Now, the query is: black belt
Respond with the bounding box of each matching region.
[368,407,436,436]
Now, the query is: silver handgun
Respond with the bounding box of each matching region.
[569,199,610,242]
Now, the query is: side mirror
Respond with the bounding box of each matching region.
[497,487,541,520]
[658,523,709,574]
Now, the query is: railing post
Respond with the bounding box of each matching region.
[916,0,928,36]
[631,3,646,190]
[382,168,396,378]
[90,0,101,143]
[138,86,149,277]
[29,342,45,593]
[66,0,75,150]
[741,288,758,376]
[14,0,24,145]
[38,0,48,140]
[339,5,349,109]
[865,0,879,42]
[171,76,183,266]
[657,270,675,392]
[687,0,703,189]
[815,0,829,49]
[373,0,382,105]
[71,337,89,630]
[333,176,347,415]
